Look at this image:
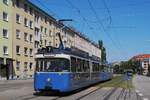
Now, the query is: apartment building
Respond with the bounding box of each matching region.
[11,0,35,78]
[0,0,13,79]
[132,54,150,75]
[11,0,76,79]
[74,32,101,58]
[141,59,149,75]
[0,0,101,79]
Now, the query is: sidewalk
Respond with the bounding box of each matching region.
[133,75,150,100]
[0,79,33,85]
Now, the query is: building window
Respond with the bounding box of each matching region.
[16,61,20,71]
[29,21,33,29]
[24,18,28,27]
[45,17,47,23]
[35,15,39,23]
[34,41,39,48]
[45,28,47,34]
[49,41,51,46]
[16,45,20,55]
[24,47,28,56]
[35,27,39,36]
[16,29,21,39]
[3,0,9,5]
[3,29,8,38]
[29,34,33,43]
[29,62,33,70]
[24,33,28,41]
[45,40,47,46]
[16,0,19,7]
[24,62,28,71]
[41,26,43,32]
[3,12,8,21]
[24,4,28,12]
[16,14,21,24]
[29,49,33,56]
[29,7,33,15]
[40,40,43,47]
[3,46,8,55]
[49,30,52,36]
[49,21,52,26]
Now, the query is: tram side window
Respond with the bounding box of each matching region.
[92,62,100,72]
[82,60,86,72]
[71,57,89,72]
[40,60,43,71]
[77,59,82,72]
[103,65,108,72]
[100,65,104,72]
[81,60,84,72]
[44,61,47,71]
[83,60,89,72]
[35,60,39,72]
[92,62,94,72]
[96,63,100,71]
[71,57,77,72]
[87,61,90,72]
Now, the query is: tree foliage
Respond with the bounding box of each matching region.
[113,60,141,74]
[98,40,106,63]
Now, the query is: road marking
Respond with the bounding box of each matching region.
[138,93,143,96]
[135,90,140,93]
[143,98,149,100]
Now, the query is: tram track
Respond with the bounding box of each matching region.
[50,87,102,100]
[12,78,122,100]
[15,78,123,100]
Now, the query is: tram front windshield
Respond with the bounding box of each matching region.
[36,58,70,72]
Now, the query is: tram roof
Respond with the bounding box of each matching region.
[36,46,100,62]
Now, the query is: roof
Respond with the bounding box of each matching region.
[131,54,150,61]
[26,0,56,21]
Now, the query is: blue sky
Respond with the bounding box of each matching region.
[31,0,150,62]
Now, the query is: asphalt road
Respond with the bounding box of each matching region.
[133,75,150,100]
[0,78,143,100]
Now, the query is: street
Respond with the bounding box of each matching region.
[0,77,145,100]
[133,75,150,100]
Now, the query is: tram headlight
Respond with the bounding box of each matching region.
[47,78,51,82]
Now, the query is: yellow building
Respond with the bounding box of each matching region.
[0,0,101,79]
[12,0,35,78]
[0,0,13,80]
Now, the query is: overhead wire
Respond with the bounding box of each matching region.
[35,0,60,19]
[87,0,127,61]
[101,0,130,59]
[65,0,99,41]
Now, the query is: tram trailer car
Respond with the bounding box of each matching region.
[34,47,112,92]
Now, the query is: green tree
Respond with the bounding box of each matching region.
[119,60,141,74]
[98,40,106,64]
[98,40,103,49]
[102,47,106,63]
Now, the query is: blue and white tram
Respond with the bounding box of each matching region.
[34,47,112,92]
